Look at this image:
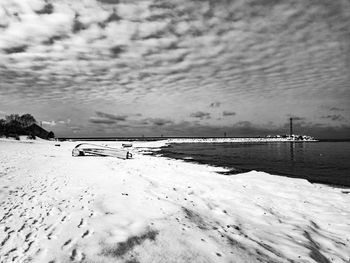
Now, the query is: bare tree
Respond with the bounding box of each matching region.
[20,114,37,127]
[5,114,21,123]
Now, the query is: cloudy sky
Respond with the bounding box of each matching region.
[0,0,349,138]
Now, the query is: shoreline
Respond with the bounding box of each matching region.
[148,140,350,188]
[57,137,319,143]
[153,150,350,189]
[165,138,318,143]
[1,139,349,262]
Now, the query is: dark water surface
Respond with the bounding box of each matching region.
[158,141,350,187]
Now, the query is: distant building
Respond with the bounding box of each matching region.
[26,123,50,139]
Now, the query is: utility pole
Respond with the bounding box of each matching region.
[290,117,293,136]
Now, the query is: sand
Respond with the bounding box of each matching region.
[0,139,349,263]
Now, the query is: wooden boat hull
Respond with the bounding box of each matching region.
[72,144,132,159]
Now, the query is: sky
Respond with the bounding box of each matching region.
[0,0,349,138]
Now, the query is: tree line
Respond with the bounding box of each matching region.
[0,113,54,140]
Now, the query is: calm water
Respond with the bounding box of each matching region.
[158,141,350,187]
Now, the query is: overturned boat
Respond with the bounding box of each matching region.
[72,143,132,159]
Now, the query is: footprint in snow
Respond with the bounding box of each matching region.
[24,240,35,253]
[77,218,85,228]
[44,224,54,232]
[17,223,26,233]
[70,248,85,261]
[61,239,73,250]
[47,231,56,240]
[1,230,15,247]
[3,247,17,258]
[81,230,92,238]
[25,232,33,241]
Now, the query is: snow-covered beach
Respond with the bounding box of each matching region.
[0,139,349,263]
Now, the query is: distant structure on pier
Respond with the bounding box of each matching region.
[266,117,316,141]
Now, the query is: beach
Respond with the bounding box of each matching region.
[0,139,350,263]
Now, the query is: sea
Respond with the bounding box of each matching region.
[157,140,350,187]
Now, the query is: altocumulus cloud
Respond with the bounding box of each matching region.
[144,118,174,126]
[0,0,349,137]
[223,111,236,117]
[1,0,349,105]
[329,107,344,112]
[42,120,56,127]
[89,117,117,124]
[95,111,127,121]
[89,110,173,128]
[190,111,211,120]
[321,114,346,121]
[89,111,128,124]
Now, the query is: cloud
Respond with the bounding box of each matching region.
[70,126,82,133]
[88,111,173,128]
[72,16,87,33]
[190,111,211,119]
[321,114,345,121]
[2,0,349,107]
[42,120,56,127]
[89,117,116,124]
[35,3,54,15]
[223,111,236,116]
[105,9,121,23]
[89,111,128,125]
[42,35,67,45]
[95,111,127,121]
[110,45,126,58]
[96,0,120,4]
[234,121,253,128]
[3,45,28,54]
[56,118,72,125]
[329,107,344,111]
[146,118,173,126]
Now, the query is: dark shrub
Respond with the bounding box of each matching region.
[27,133,36,140]
[47,131,55,139]
[0,119,5,136]
[5,120,25,135]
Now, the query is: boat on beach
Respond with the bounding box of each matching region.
[72,143,132,159]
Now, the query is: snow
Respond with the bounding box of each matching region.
[160,138,317,143]
[0,140,349,263]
